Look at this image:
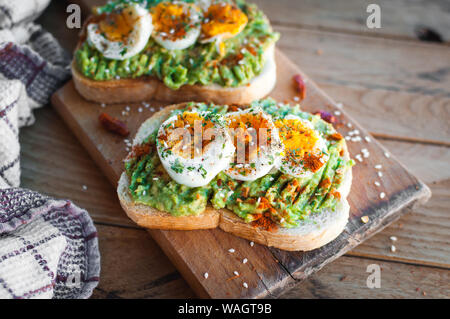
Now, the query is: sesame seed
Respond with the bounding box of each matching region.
[361,216,369,223]
[384,152,390,158]
[355,154,363,162]
[250,241,254,247]
[378,171,383,178]
[125,106,130,111]
[293,96,299,102]
[336,102,343,108]
[153,177,159,180]
[82,185,88,191]
[374,164,382,169]
[233,271,239,276]
[380,192,386,199]
[334,110,341,116]
[243,282,248,288]
[204,272,209,279]
[390,236,398,242]
[364,136,371,142]
[345,136,351,140]
[242,258,248,264]
[374,181,381,187]
[138,107,143,113]
[101,103,106,108]
[228,248,235,253]
[391,245,396,252]
[346,122,353,128]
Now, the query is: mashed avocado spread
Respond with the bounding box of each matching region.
[125,99,354,228]
[75,0,279,89]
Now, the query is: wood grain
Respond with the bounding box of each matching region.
[91,224,449,299]
[50,50,430,298]
[321,84,450,145]
[276,26,450,97]
[254,0,450,43]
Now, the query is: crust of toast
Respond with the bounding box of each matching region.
[117,103,353,251]
[72,45,276,105]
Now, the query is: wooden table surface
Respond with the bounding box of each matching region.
[24,0,449,298]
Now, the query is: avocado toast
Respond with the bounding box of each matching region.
[117,99,354,251]
[72,0,279,105]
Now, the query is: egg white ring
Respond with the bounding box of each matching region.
[152,2,202,51]
[277,115,330,178]
[87,4,153,60]
[225,107,284,182]
[157,112,235,188]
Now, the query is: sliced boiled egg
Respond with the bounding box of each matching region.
[87,3,152,60]
[275,115,329,178]
[225,107,283,181]
[157,110,235,187]
[151,1,202,51]
[200,2,248,54]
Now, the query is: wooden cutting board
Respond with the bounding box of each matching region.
[51,50,431,298]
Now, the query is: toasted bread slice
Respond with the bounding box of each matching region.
[117,103,352,251]
[73,45,276,105]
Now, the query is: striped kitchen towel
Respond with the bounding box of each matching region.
[0,0,100,298]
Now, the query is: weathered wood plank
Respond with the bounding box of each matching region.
[19,106,134,227]
[92,224,449,299]
[275,26,450,97]
[280,255,450,299]
[350,179,450,268]
[91,224,194,298]
[320,84,450,146]
[253,0,450,43]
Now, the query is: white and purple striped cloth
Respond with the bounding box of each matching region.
[0,0,100,298]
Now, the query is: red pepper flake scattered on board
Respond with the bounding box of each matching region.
[99,112,129,137]
[314,110,338,125]
[293,74,306,100]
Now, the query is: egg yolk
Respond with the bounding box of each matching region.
[151,2,196,39]
[98,7,137,43]
[227,111,274,163]
[202,3,248,40]
[158,112,215,159]
[275,119,325,172]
